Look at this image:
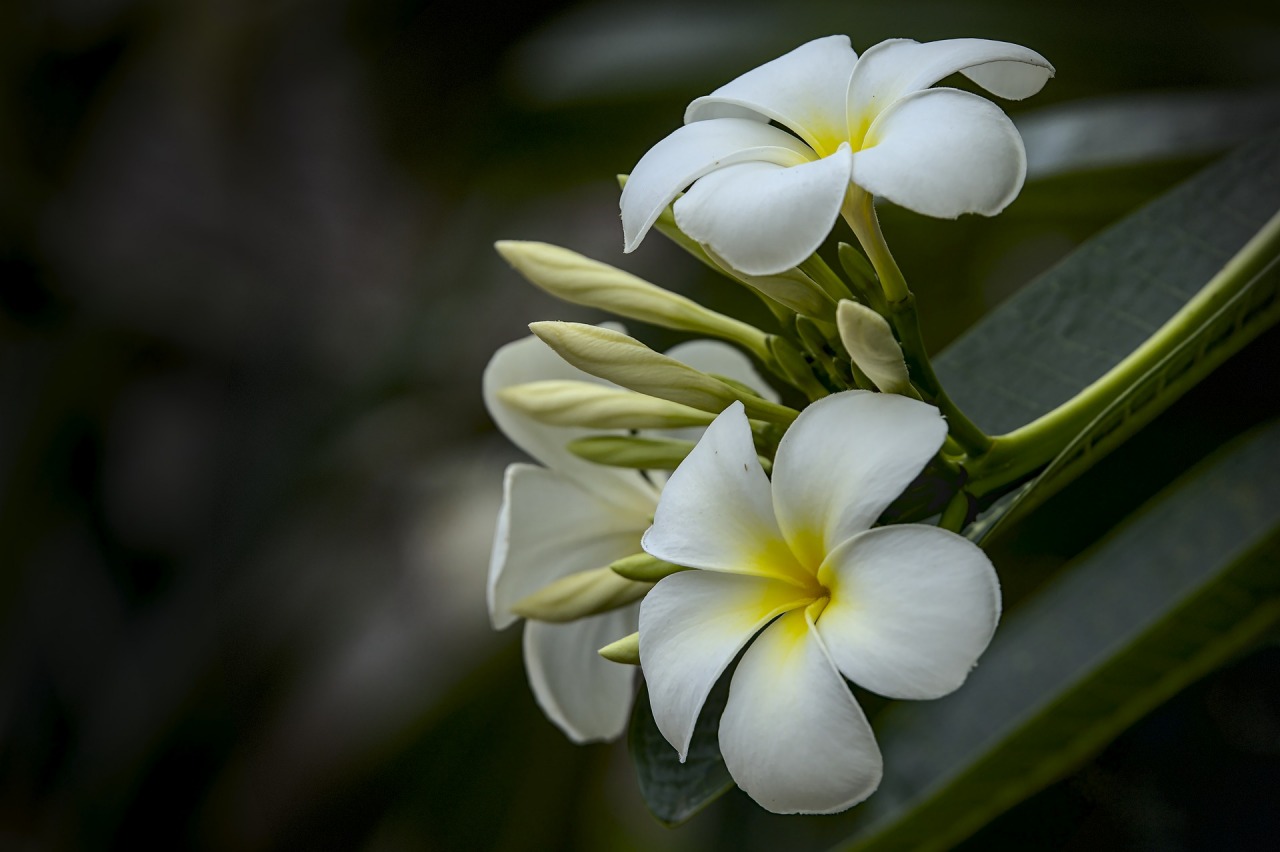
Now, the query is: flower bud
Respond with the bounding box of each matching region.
[496,240,771,361]
[566,435,697,469]
[510,567,652,623]
[705,247,837,319]
[609,552,688,582]
[497,381,716,429]
[598,632,640,666]
[530,322,799,423]
[836,300,919,397]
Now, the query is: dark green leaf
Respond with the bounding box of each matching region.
[936,131,1280,436]
[630,681,734,826]
[972,249,1280,542]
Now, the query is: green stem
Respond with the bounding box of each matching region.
[968,208,1280,497]
[841,190,994,458]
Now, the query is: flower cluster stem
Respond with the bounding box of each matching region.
[967,207,1280,497]
[841,190,993,460]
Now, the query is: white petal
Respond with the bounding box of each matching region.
[847,38,1053,135]
[685,35,858,156]
[641,401,808,584]
[816,525,1001,699]
[852,88,1028,218]
[638,570,814,759]
[524,605,638,743]
[673,147,853,276]
[771,391,946,569]
[483,332,658,511]
[719,608,881,814]
[621,119,816,253]
[489,463,649,630]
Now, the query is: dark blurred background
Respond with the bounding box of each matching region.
[2,1,1279,850]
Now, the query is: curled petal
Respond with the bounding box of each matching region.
[673,146,853,276]
[771,391,946,569]
[847,38,1054,136]
[638,571,813,759]
[621,119,815,254]
[816,525,1001,700]
[524,606,638,743]
[853,88,1028,218]
[489,464,649,630]
[719,608,882,814]
[483,332,659,511]
[642,401,808,583]
[685,35,858,156]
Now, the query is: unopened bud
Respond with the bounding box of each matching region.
[609,552,688,582]
[705,247,836,319]
[530,322,798,424]
[566,435,697,469]
[497,381,716,429]
[510,567,652,623]
[496,240,771,361]
[598,631,640,666]
[836,300,919,397]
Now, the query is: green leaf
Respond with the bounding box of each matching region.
[629,681,734,826]
[971,247,1280,541]
[936,130,1280,437]
[831,419,1280,851]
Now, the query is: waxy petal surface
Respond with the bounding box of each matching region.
[621,119,814,253]
[771,391,946,569]
[719,608,882,814]
[524,606,638,743]
[817,525,1001,699]
[685,35,858,156]
[489,463,649,630]
[642,401,809,582]
[639,570,814,759]
[847,38,1054,134]
[854,88,1028,218]
[674,146,853,276]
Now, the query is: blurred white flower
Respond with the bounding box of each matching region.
[638,391,1001,813]
[621,35,1053,275]
[484,329,774,742]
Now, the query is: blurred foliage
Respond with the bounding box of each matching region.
[1,1,1278,850]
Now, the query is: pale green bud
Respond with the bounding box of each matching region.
[530,322,799,424]
[495,240,771,362]
[510,567,652,623]
[598,632,640,666]
[566,435,697,469]
[609,552,688,582]
[767,335,829,400]
[836,300,920,398]
[705,247,836,320]
[497,381,716,429]
[837,243,887,312]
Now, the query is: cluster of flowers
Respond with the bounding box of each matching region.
[485,35,1052,815]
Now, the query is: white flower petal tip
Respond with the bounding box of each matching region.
[622,34,1050,268]
[637,390,996,813]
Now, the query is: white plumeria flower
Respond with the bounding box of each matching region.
[484,328,776,743]
[638,391,1000,813]
[621,35,1053,276]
